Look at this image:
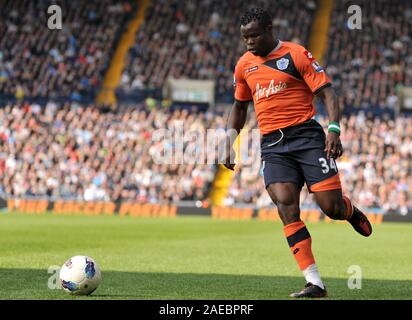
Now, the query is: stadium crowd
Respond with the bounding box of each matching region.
[0,0,134,102]
[1,103,411,214]
[0,0,411,216]
[0,103,217,203]
[117,0,316,101]
[1,0,410,112]
[325,0,412,115]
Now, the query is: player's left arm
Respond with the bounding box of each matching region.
[316,86,343,160]
[293,46,343,160]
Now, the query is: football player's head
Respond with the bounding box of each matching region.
[240,7,276,57]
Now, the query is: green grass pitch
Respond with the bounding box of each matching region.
[0,212,411,300]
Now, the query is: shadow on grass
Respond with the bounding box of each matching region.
[0,268,411,300]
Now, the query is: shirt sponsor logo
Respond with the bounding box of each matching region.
[255,80,287,101]
[246,66,258,73]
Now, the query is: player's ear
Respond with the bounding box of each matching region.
[265,24,273,33]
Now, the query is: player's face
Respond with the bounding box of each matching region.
[240,21,273,57]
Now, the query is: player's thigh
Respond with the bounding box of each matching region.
[262,153,304,224]
[293,147,345,218]
[262,154,305,191]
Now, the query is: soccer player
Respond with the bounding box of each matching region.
[224,7,372,298]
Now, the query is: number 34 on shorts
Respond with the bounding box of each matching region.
[318,157,337,174]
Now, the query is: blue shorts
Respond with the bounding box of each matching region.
[261,119,340,192]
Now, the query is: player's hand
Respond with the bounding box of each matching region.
[223,146,236,171]
[324,132,343,159]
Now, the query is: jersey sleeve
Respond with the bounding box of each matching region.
[293,47,332,94]
[233,60,253,101]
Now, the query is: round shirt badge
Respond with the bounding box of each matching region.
[276,58,289,70]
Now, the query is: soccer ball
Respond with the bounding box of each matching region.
[59,255,102,295]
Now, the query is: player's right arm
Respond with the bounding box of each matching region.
[223,60,252,171]
[224,99,249,170]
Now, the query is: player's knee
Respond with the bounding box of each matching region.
[266,183,301,224]
[321,201,345,220]
[276,201,300,224]
[276,201,299,214]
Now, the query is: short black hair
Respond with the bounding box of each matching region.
[240,7,272,28]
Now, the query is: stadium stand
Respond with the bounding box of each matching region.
[1,102,410,214]
[0,103,216,203]
[0,0,135,104]
[116,0,317,103]
[0,0,411,216]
